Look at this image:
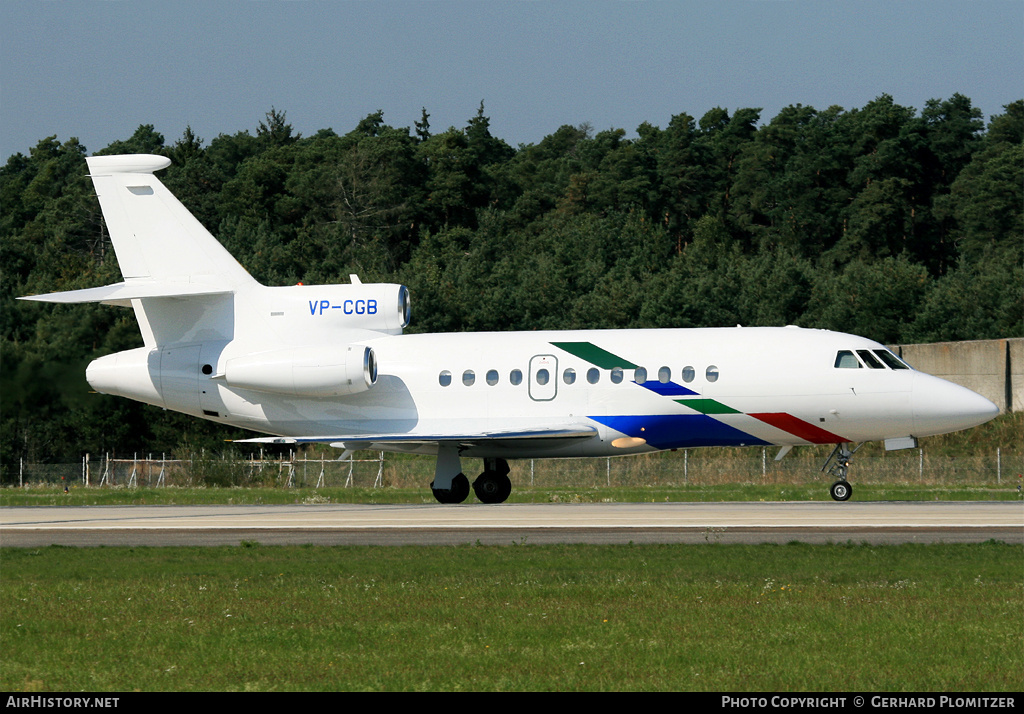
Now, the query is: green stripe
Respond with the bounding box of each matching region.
[675,398,740,415]
[550,342,639,370]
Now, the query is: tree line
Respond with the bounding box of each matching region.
[1,95,1021,467]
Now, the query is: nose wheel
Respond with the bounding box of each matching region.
[829,480,852,501]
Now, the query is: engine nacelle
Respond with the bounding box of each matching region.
[258,282,411,337]
[223,344,377,397]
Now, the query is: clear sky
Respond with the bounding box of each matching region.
[2,1,1021,160]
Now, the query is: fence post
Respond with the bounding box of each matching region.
[997,448,1001,484]
[126,457,135,487]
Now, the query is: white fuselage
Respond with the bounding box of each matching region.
[87,325,998,460]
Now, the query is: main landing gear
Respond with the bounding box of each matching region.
[821,443,862,501]
[430,446,512,504]
[472,458,512,504]
[431,473,470,504]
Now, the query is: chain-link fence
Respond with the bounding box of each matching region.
[2,451,385,489]
[4,445,1021,490]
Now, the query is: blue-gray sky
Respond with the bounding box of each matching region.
[2,1,1021,160]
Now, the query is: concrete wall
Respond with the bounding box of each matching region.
[893,338,1023,413]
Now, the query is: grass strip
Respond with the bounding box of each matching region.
[2,483,1021,506]
[2,542,1021,691]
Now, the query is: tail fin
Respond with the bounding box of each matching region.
[21,154,259,346]
[86,154,256,287]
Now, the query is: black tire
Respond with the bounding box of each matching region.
[473,471,512,504]
[432,473,470,504]
[830,480,852,502]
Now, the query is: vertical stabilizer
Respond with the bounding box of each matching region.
[20,155,262,347]
[85,154,257,289]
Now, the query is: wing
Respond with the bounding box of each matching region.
[236,424,598,451]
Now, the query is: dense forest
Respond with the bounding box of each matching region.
[1,95,1021,468]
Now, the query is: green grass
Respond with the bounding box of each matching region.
[2,482,1021,507]
[1,542,1021,691]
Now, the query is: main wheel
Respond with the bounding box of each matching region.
[473,471,512,504]
[830,480,852,502]
[432,473,470,504]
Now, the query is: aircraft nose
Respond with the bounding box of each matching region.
[912,372,1000,436]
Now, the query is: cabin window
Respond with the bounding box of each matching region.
[587,368,600,384]
[857,350,885,369]
[510,369,523,386]
[681,366,695,383]
[536,368,550,385]
[486,369,499,386]
[874,349,910,370]
[658,366,671,383]
[611,367,624,384]
[439,370,452,387]
[706,365,719,383]
[834,351,861,369]
[563,368,576,385]
[634,367,647,384]
[463,370,475,386]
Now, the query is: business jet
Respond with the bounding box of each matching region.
[20,154,1000,503]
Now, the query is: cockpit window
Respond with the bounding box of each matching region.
[873,349,910,370]
[857,350,885,369]
[834,350,861,369]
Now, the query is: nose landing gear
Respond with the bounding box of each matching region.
[822,443,861,501]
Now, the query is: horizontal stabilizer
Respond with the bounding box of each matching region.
[19,281,233,306]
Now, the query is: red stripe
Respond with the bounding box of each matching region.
[749,413,847,444]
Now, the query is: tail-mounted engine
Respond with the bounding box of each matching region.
[84,279,407,413]
[222,344,377,397]
[261,282,410,336]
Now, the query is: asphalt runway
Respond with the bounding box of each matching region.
[2,501,1021,546]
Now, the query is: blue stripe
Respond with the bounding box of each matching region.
[636,380,701,397]
[590,414,771,449]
